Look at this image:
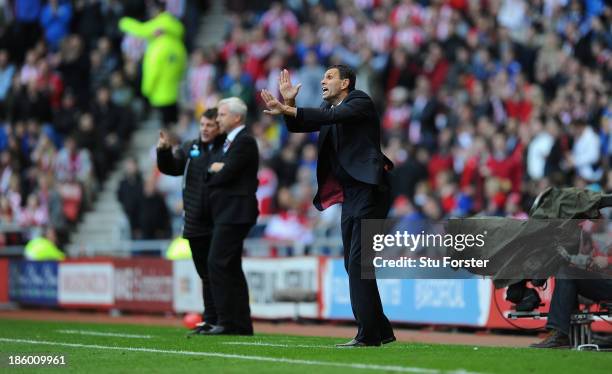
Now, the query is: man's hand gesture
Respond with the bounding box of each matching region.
[157,130,171,150]
[278,69,301,106]
[261,89,285,115]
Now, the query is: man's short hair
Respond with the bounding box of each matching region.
[218,97,247,119]
[202,107,218,120]
[328,64,356,91]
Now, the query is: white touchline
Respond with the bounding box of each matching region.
[0,337,483,374]
[223,342,335,349]
[56,330,153,339]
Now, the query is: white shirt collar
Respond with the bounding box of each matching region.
[331,100,343,108]
[226,125,245,142]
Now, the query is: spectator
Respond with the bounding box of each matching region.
[183,48,216,114]
[219,56,254,108]
[57,35,90,110]
[12,0,42,62]
[109,71,134,108]
[296,50,325,108]
[140,178,171,239]
[39,0,72,51]
[264,186,313,244]
[52,90,80,136]
[527,118,555,180]
[0,50,15,116]
[35,59,63,110]
[119,0,187,127]
[18,192,47,227]
[260,2,299,40]
[55,135,93,184]
[117,157,143,239]
[569,119,602,181]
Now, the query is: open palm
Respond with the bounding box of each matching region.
[261,89,284,115]
[279,69,301,101]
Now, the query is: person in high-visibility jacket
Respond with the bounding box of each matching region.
[165,236,191,260]
[24,228,65,261]
[119,0,186,127]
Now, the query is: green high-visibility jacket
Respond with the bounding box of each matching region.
[24,237,65,261]
[165,236,192,260]
[119,12,187,107]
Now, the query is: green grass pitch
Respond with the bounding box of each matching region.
[0,318,610,373]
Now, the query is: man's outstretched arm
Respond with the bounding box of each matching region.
[261,89,322,133]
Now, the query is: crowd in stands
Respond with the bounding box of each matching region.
[157,0,612,244]
[3,0,612,252]
[86,0,612,245]
[0,0,205,248]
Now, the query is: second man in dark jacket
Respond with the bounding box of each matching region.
[203,97,259,335]
[157,108,224,333]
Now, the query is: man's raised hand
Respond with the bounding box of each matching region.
[157,129,171,150]
[278,69,301,105]
[260,89,284,115]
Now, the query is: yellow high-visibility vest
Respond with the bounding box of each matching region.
[24,237,65,261]
[165,236,192,260]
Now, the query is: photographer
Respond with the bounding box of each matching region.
[530,256,612,348]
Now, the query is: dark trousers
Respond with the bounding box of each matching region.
[208,224,253,334]
[158,103,178,127]
[340,180,394,343]
[188,235,217,324]
[547,266,612,335]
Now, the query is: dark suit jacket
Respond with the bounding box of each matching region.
[206,127,259,225]
[284,89,393,211]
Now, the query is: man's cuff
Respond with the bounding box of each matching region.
[283,108,302,123]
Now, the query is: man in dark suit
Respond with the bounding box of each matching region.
[156,108,224,334]
[261,66,395,347]
[202,97,259,335]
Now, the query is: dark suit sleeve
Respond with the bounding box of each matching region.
[207,136,257,187]
[283,113,322,133]
[298,97,371,125]
[157,144,187,176]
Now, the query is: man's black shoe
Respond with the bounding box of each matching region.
[200,325,253,336]
[186,322,216,337]
[382,336,396,345]
[201,325,236,335]
[335,339,381,348]
[529,330,570,349]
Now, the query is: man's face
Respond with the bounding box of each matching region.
[216,104,240,134]
[321,68,348,102]
[200,116,220,142]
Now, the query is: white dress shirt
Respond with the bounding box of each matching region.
[224,125,245,153]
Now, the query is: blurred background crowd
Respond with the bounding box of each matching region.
[0,0,205,249]
[2,0,612,254]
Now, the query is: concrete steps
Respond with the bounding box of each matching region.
[195,0,227,49]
